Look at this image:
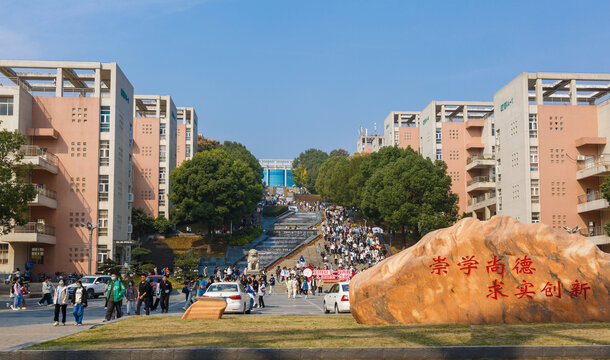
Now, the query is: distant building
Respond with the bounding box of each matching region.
[383,111,420,151]
[260,159,294,187]
[176,106,198,166]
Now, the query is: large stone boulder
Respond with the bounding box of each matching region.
[350,216,610,324]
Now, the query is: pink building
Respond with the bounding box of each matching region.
[419,101,495,214]
[383,111,420,152]
[133,95,177,219]
[176,107,198,166]
[0,60,134,275]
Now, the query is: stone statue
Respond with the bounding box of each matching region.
[247,249,260,274]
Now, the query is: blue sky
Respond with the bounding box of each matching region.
[2,0,610,158]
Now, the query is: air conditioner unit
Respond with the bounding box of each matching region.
[577,155,586,161]
[127,224,133,234]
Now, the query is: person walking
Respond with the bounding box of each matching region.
[257,280,266,308]
[290,277,298,299]
[104,274,125,322]
[126,281,137,315]
[301,278,309,299]
[136,275,152,316]
[52,279,68,326]
[151,281,161,311]
[285,277,291,298]
[70,280,88,326]
[10,279,23,311]
[38,277,54,306]
[159,275,172,313]
[197,275,208,297]
[268,275,275,295]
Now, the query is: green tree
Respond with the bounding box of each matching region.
[291,164,308,188]
[316,156,349,202]
[174,250,199,282]
[169,149,263,252]
[360,147,458,244]
[153,216,174,235]
[292,148,329,193]
[197,134,221,152]
[222,141,263,184]
[131,208,155,244]
[329,148,350,158]
[0,127,36,234]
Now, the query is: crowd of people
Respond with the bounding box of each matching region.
[319,206,388,271]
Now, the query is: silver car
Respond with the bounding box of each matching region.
[202,282,252,314]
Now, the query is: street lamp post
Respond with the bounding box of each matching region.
[82,221,98,275]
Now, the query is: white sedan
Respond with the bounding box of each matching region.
[202,282,252,314]
[323,281,350,313]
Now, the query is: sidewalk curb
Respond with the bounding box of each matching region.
[0,345,608,359]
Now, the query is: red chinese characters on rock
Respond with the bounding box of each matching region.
[541,281,561,298]
[428,255,593,301]
[515,280,535,299]
[486,280,509,300]
[457,256,479,275]
[429,256,450,275]
[486,255,505,276]
[569,280,591,300]
[512,255,536,275]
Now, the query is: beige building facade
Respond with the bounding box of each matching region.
[176,106,198,166]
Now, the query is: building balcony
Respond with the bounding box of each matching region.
[1,222,56,244]
[26,128,59,139]
[579,226,610,245]
[28,185,57,209]
[466,176,496,193]
[465,142,485,150]
[464,120,484,129]
[574,137,606,148]
[467,191,497,212]
[576,154,610,180]
[577,191,609,213]
[466,154,495,171]
[21,145,58,174]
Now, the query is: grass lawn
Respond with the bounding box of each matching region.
[28,316,610,349]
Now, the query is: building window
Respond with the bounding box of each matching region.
[159,145,166,163]
[435,148,442,160]
[99,140,110,166]
[0,244,8,264]
[160,123,166,139]
[0,97,14,116]
[98,175,109,201]
[100,107,111,132]
[528,114,538,138]
[159,189,166,206]
[98,209,108,236]
[159,168,166,185]
[31,246,44,264]
[186,146,191,158]
[435,128,442,144]
[185,128,191,141]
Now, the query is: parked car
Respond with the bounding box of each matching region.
[202,281,252,314]
[66,275,111,298]
[323,281,350,313]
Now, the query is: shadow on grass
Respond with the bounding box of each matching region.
[29,317,610,350]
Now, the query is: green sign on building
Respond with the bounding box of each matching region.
[120,88,130,104]
[500,97,513,112]
[422,116,429,125]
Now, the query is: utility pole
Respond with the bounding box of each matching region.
[82,221,98,275]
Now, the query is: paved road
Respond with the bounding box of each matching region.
[0,290,341,350]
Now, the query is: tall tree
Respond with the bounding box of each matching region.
[0,128,36,234]
[291,164,308,188]
[329,148,350,158]
[131,208,155,244]
[292,148,329,193]
[197,134,221,152]
[222,141,263,183]
[360,148,458,242]
[169,149,263,252]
